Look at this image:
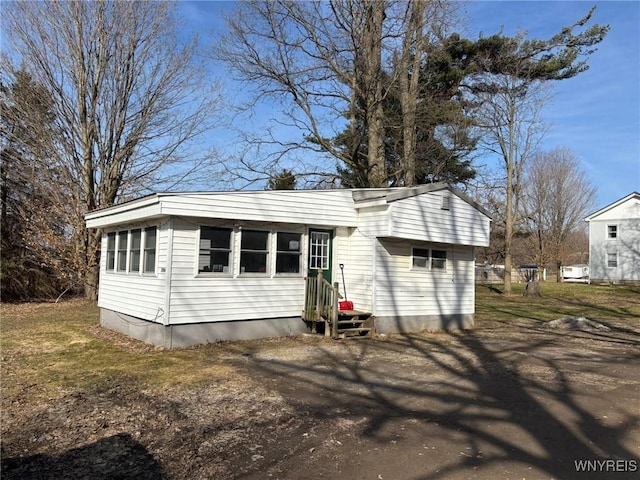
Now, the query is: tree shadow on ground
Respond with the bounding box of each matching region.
[239,323,640,479]
[1,433,168,480]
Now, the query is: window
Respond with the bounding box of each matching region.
[412,248,447,271]
[309,231,330,270]
[106,226,156,274]
[412,248,430,268]
[240,230,269,273]
[117,231,128,272]
[106,232,116,271]
[276,232,302,273]
[199,227,231,273]
[129,229,141,273]
[431,249,447,270]
[607,225,618,239]
[607,252,618,268]
[143,227,157,273]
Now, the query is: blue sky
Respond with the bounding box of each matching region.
[181,0,638,207]
[462,0,640,209]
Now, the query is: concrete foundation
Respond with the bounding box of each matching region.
[100,309,310,348]
[374,314,474,334]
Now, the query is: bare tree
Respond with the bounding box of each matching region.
[216,0,462,188]
[523,148,597,280]
[4,0,220,299]
[475,74,551,293]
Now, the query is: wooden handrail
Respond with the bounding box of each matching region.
[303,269,341,337]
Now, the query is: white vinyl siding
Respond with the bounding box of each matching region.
[159,191,357,227]
[338,228,374,312]
[587,195,640,282]
[167,218,307,324]
[98,223,167,322]
[375,239,475,318]
[389,192,490,247]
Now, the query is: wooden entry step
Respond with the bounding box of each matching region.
[334,310,374,338]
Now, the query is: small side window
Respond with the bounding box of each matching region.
[607,225,617,239]
[412,248,430,268]
[106,232,116,271]
[117,231,128,272]
[143,227,157,274]
[129,229,142,273]
[607,252,618,268]
[431,249,447,270]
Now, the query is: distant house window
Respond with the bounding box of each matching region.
[240,230,269,274]
[129,229,142,273]
[106,232,116,271]
[117,231,128,272]
[276,232,302,274]
[607,225,617,239]
[607,252,618,268]
[143,227,157,274]
[431,249,447,270]
[199,227,231,273]
[412,248,447,271]
[441,196,450,210]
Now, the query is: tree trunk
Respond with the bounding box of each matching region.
[524,280,541,297]
[399,0,425,187]
[363,0,386,188]
[83,227,100,300]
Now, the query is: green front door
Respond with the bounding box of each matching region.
[308,229,333,283]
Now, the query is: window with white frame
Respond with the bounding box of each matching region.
[309,231,330,270]
[431,249,447,270]
[276,232,302,273]
[240,230,269,273]
[105,227,156,274]
[106,232,116,271]
[412,248,430,268]
[143,227,157,274]
[198,226,232,273]
[129,229,142,273]
[412,247,447,271]
[607,225,618,239]
[116,231,128,272]
[607,252,618,268]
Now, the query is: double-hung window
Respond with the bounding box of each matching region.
[117,231,128,272]
[106,233,116,271]
[143,227,157,274]
[129,229,142,273]
[431,250,447,270]
[240,230,269,274]
[412,247,447,271]
[607,252,618,268]
[607,225,618,239]
[199,227,231,273]
[276,232,302,274]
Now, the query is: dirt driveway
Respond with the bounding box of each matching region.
[3,317,640,479]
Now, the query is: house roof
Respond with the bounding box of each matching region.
[584,191,640,221]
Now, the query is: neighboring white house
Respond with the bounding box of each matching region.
[85,183,491,347]
[585,192,640,284]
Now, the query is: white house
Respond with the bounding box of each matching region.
[85,184,492,347]
[585,192,640,284]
